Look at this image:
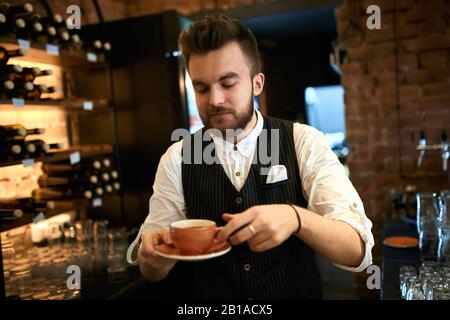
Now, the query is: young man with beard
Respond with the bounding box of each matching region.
[127,14,374,299]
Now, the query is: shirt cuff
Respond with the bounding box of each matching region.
[330,217,374,273]
[126,223,166,265]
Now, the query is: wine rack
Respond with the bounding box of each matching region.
[0,2,123,300]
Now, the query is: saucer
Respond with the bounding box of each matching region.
[383,236,419,248]
[155,241,231,261]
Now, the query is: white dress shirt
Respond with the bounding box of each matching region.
[127,109,374,272]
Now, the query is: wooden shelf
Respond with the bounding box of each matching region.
[0,195,120,233]
[0,97,110,113]
[0,36,106,69]
[0,144,115,168]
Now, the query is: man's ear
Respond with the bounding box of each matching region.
[253,73,265,96]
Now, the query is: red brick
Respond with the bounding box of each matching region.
[376,84,396,99]
[367,56,396,73]
[403,35,450,52]
[341,74,376,89]
[420,51,448,68]
[341,62,366,74]
[399,84,423,99]
[365,28,395,43]
[402,3,447,23]
[347,130,370,144]
[398,54,418,72]
[405,68,450,84]
[423,82,450,96]
[335,4,350,19]
[416,19,447,36]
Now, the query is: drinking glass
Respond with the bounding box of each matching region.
[438,191,450,263]
[417,192,440,261]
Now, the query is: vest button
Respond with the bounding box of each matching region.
[244,264,251,272]
[233,145,237,151]
[235,197,243,204]
[235,171,240,177]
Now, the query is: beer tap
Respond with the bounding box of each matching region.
[416,130,450,171]
[441,131,449,171]
[417,130,426,167]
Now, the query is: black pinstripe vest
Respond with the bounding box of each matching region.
[181,116,322,299]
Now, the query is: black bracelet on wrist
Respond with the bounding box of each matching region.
[287,203,302,234]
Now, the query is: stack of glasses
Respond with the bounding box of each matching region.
[2,219,130,300]
[400,262,450,300]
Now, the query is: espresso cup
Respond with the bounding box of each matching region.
[170,219,218,255]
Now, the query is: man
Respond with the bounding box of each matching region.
[127,14,374,299]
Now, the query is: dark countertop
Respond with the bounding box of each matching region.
[79,266,145,300]
[381,216,421,300]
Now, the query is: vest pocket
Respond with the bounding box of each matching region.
[260,179,296,204]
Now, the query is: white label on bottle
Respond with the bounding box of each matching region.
[70,151,81,164]
[83,101,93,110]
[92,198,102,207]
[87,52,97,62]
[33,212,45,223]
[17,38,30,49]
[46,44,59,56]
[22,159,35,167]
[12,98,25,107]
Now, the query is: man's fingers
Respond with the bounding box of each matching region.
[228,225,255,245]
[217,209,256,241]
[249,238,274,253]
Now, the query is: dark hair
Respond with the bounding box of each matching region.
[178,14,260,77]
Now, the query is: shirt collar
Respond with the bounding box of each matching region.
[210,108,264,158]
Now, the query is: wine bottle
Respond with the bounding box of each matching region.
[110,170,119,180]
[22,14,43,41]
[42,159,100,175]
[102,157,111,168]
[0,8,28,37]
[26,140,63,155]
[100,172,110,182]
[94,186,104,197]
[0,47,25,65]
[0,208,23,219]
[0,124,27,139]
[38,173,98,187]
[0,79,14,98]
[0,64,23,81]
[113,182,121,191]
[9,80,33,99]
[21,67,53,82]
[32,187,93,200]
[26,84,55,100]
[0,197,55,212]
[0,125,45,142]
[52,14,70,45]
[0,142,22,158]
[39,15,58,44]
[3,3,34,17]
[105,184,114,194]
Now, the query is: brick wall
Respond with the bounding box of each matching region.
[336,0,450,297]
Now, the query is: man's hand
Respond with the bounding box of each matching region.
[216,204,299,252]
[138,229,176,281]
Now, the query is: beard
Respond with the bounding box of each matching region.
[201,95,255,136]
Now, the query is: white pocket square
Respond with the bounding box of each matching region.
[265,165,288,184]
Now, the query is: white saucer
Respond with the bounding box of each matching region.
[155,244,231,261]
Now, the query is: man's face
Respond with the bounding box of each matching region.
[188,41,263,133]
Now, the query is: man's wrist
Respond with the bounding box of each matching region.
[287,204,302,235]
